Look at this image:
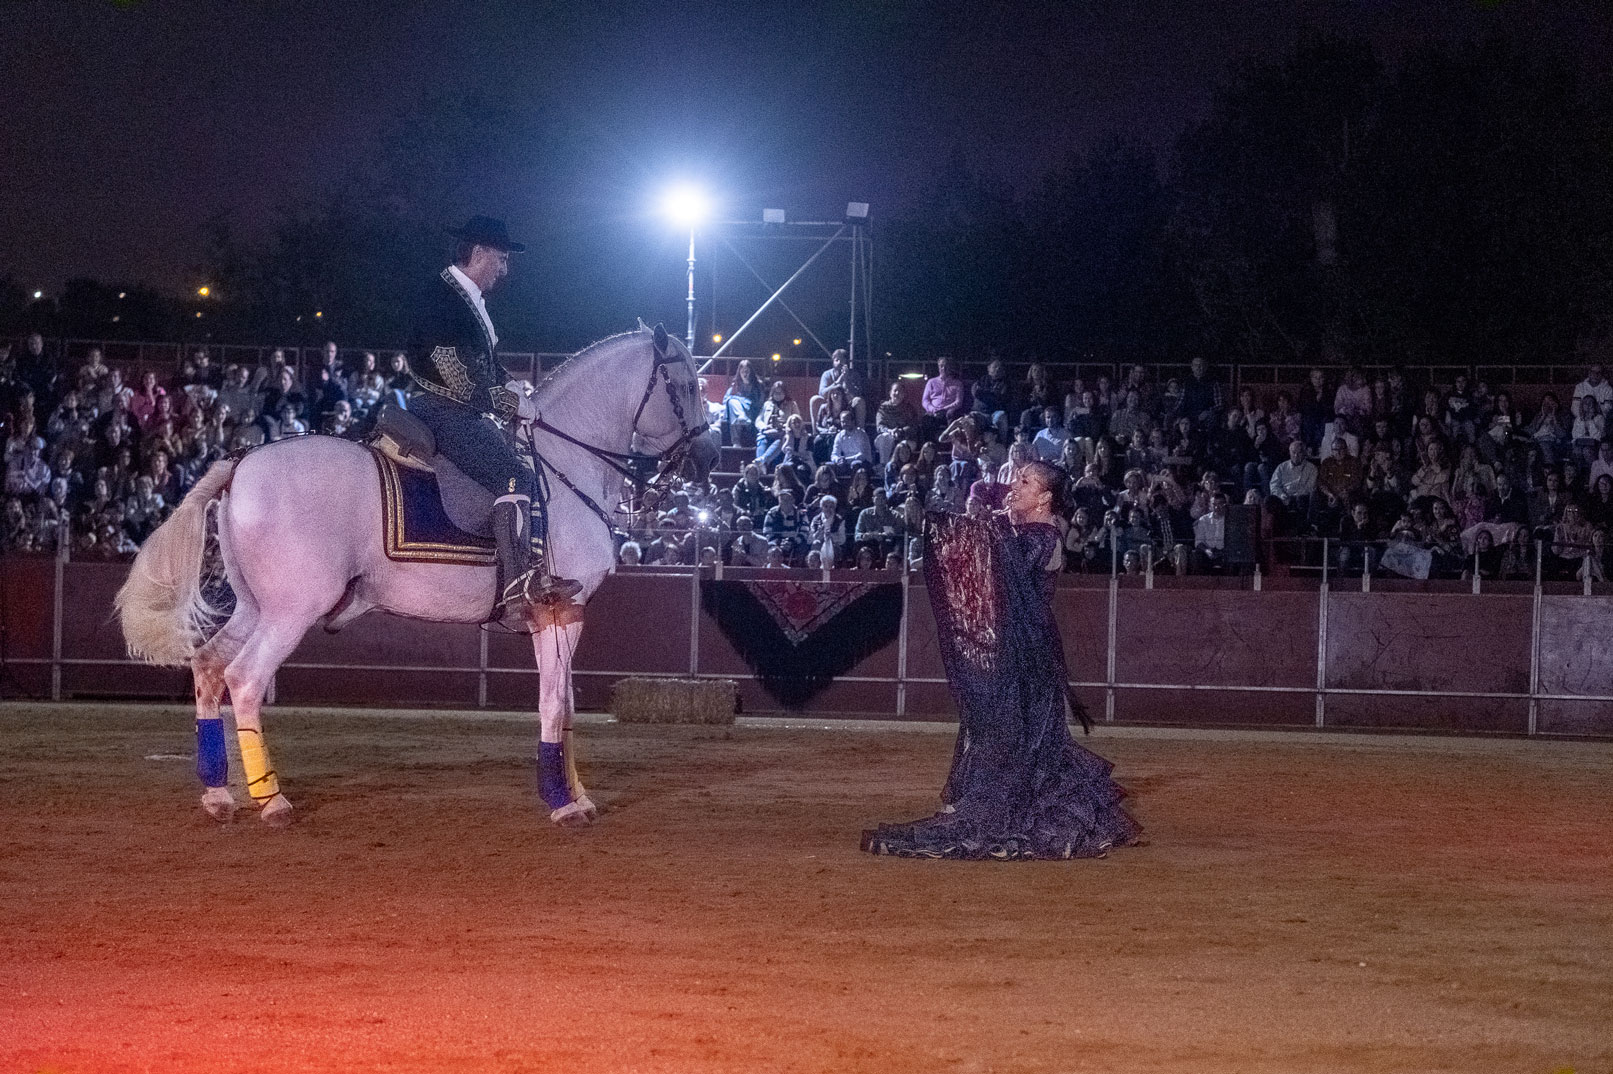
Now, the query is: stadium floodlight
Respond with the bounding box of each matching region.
[763,208,786,224]
[845,202,869,220]
[661,185,710,227]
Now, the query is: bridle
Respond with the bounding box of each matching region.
[522,324,707,532]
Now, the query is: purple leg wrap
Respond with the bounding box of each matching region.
[537,741,572,809]
[196,718,229,788]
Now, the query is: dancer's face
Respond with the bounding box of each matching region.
[1006,469,1051,519]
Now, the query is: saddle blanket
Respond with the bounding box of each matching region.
[373,451,497,566]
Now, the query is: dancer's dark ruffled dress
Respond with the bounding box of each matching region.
[862,512,1141,860]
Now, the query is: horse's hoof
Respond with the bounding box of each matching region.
[259,794,295,828]
[575,794,599,818]
[200,787,237,823]
[550,801,594,827]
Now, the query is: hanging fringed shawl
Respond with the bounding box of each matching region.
[700,577,903,709]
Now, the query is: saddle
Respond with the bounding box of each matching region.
[367,402,506,564]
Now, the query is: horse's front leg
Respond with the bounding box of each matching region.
[532,609,594,826]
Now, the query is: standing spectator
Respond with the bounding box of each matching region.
[1297,367,1332,452]
[1180,357,1223,428]
[920,357,966,439]
[16,333,57,422]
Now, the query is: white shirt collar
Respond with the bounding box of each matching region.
[447,265,498,348]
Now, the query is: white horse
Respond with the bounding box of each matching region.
[115,324,714,827]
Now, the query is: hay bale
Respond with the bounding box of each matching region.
[612,677,737,724]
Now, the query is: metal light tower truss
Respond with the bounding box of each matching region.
[699,206,874,380]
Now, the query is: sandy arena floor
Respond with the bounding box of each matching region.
[0,702,1609,1074]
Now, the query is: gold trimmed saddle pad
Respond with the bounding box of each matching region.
[373,450,496,566]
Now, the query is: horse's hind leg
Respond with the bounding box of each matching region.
[194,635,241,822]
[222,624,303,827]
[192,599,258,822]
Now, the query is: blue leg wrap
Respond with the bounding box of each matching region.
[537,741,572,809]
[196,717,229,788]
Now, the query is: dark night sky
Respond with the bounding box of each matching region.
[3,0,1609,300]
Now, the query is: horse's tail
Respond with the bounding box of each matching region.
[115,458,239,667]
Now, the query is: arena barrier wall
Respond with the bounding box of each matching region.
[3,553,1610,737]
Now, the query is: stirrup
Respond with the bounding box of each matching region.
[504,569,581,611]
[526,571,583,603]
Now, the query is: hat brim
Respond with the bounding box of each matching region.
[445,227,525,253]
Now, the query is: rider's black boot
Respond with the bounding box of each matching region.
[492,498,537,629]
[492,499,580,630]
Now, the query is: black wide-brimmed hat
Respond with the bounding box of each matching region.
[446,215,526,252]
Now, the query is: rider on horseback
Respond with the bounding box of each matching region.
[406,215,582,625]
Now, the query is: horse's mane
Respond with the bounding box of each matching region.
[532,327,649,396]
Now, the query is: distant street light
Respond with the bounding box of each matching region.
[197,286,211,298]
[661,185,710,353]
[32,290,42,300]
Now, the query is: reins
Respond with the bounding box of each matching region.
[521,329,706,537]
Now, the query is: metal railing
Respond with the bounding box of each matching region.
[8,526,1611,736]
[20,336,1602,403]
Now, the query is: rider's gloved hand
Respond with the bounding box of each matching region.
[504,380,541,423]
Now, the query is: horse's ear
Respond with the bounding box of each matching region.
[636,317,649,332]
[653,323,668,350]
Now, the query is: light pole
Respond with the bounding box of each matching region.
[683,224,696,354]
[661,186,710,354]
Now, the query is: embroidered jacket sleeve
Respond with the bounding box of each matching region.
[406,270,518,420]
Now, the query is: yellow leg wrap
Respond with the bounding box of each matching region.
[564,728,585,799]
[235,728,281,803]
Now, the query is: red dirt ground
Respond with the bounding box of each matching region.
[1,704,1609,1074]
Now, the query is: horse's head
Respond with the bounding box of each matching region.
[631,322,717,481]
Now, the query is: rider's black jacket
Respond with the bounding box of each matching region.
[406,268,518,421]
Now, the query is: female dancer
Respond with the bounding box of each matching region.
[862,460,1142,860]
